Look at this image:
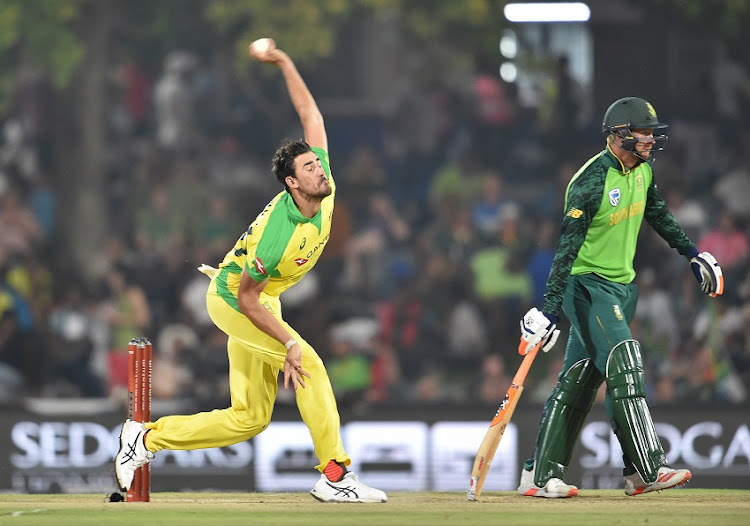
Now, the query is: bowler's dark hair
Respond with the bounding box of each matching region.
[272,139,312,192]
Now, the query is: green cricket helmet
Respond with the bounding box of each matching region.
[602,97,668,162]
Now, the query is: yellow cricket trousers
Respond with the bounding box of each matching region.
[144,275,350,472]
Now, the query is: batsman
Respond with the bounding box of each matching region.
[517,97,724,498]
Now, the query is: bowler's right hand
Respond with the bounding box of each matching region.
[283,342,310,390]
[248,38,286,66]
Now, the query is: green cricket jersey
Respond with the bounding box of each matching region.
[542,147,695,316]
[214,147,334,308]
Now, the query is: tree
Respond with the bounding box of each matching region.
[645,0,750,41]
[0,0,83,110]
[206,0,508,74]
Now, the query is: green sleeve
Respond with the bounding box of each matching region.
[311,147,332,182]
[245,198,295,281]
[643,179,696,256]
[541,167,605,316]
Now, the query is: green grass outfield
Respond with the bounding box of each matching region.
[1,490,749,526]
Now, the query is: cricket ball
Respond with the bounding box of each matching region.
[250,38,272,54]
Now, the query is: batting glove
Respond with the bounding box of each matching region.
[519,308,560,355]
[689,251,724,297]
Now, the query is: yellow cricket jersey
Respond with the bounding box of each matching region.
[213,147,334,311]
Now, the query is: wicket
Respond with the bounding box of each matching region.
[126,337,152,502]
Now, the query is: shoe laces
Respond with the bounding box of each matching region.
[324,478,360,499]
[119,432,141,465]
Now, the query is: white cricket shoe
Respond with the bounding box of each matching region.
[310,472,387,503]
[114,420,154,491]
[624,466,692,496]
[518,467,579,498]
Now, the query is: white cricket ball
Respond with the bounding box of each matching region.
[251,38,271,54]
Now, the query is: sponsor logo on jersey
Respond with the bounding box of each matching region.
[609,188,621,207]
[610,200,645,226]
[613,304,624,321]
[305,233,330,259]
[294,258,308,266]
[299,238,306,250]
[636,175,643,190]
[567,207,583,218]
[254,257,267,275]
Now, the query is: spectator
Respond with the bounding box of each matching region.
[471,171,514,242]
[693,297,747,403]
[711,44,750,152]
[443,280,489,379]
[633,267,679,352]
[412,369,446,402]
[342,192,411,299]
[698,212,749,273]
[470,207,532,344]
[422,206,478,273]
[100,263,151,397]
[7,64,55,173]
[134,183,186,259]
[180,271,215,330]
[537,56,590,161]
[713,131,750,224]
[376,278,436,383]
[526,218,557,306]
[383,58,444,214]
[699,212,749,306]
[154,51,201,159]
[472,353,512,403]
[666,188,709,242]
[194,194,237,260]
[367,340,403,403]
[153,322,199,403]
[471,62,517,166]
[429,148,485,215]
[326,319,377,408]
[530,355,565,404]
[47,282,106,397]
[534,159,579,221]
[0,181,42,256]
[0,249,41,394]
[121,57,151,137]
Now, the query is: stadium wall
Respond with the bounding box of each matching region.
[1,404,747,493]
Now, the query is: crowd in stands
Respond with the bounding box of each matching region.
[0,48,748,414]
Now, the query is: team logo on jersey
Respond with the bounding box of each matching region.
[294,258,308,266]
[567,207,583,218]
[254,257,267,275]
[609,188,621,207]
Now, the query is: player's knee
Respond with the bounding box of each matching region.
[231,406,273,435]
[551,358,604,410]
[606,339,645,400]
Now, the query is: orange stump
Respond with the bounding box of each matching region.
[126,337,152,502]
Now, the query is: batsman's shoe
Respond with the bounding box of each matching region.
[518,468,579,498]
[114,420,154,491]
[310,472,387,503]
[624,467,692,496]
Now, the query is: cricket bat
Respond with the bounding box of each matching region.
[466,339,541,501]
